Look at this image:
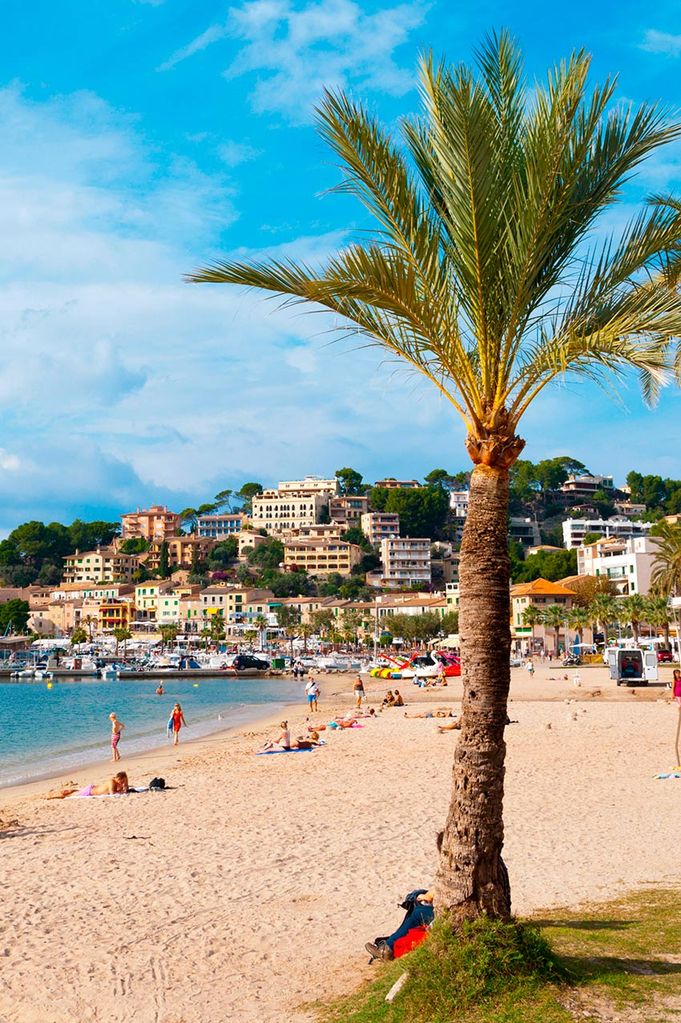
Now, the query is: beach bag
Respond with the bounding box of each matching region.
[149,777,166,791]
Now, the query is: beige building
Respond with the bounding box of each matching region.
[142,536,217,572]
[510,577,580,654]
[361,512,400,545]
[63,547,138,584]
[278,476,338,496]
[121,505,181,541]
[329,495,368,527]
[251,491,329,534]
[380,537,431,587]
[51,582,135,602]
[283,537,363,577]
[134,581,174,621]
[374,478,421,489]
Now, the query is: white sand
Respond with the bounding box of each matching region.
[1,665,680,1023]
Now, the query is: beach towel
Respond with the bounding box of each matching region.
[69,786,150,798]
[256,742,326,756]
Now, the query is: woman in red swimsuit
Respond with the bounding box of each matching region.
[171,703,188,746]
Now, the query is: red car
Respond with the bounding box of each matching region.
[657,649,674,663]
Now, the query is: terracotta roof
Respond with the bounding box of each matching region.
[511,577,576,597]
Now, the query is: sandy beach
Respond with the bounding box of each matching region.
[1,664,680,1023]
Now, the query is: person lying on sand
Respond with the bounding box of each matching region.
[437,719,462,732]
[404,708,454,719]
[48,771,130,799]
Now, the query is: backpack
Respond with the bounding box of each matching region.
[149,777,166,791]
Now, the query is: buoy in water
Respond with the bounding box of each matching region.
[193,683,199,688]
[46,682,53,689]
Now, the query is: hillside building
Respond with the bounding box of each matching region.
[121,505,180,541]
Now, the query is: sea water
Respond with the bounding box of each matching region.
[0,675,304,788]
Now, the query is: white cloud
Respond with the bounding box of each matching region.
[158,0,427,123]
[217,139,261,166]
[0,450,20,472]
[640,29,681,56]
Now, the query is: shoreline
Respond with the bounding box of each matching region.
[0,699,303,800]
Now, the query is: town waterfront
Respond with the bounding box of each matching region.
[0,675,302,788]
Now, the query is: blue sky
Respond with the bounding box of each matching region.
[1,0,681,531]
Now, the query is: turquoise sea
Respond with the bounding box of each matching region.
[0,675,304,788]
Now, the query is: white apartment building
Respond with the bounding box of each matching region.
[197,513,244,538]
[251,491,329,533]
[360,511,400,545]
[380,537,431,587]
[577,535,660,595]
[562,516,652,549]
[278,476,338,496]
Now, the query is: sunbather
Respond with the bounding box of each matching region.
[48,771,130,799]
[404,708,454,719]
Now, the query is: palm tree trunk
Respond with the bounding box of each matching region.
[435,462,512,922]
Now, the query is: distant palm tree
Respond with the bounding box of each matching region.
[645,595,672,648]
[541,605,567,656]
[619,593,649,646]
[188,34,681,923]
[253,613,269,649]
[651,522,681,596]
[520,605,543,652]
[567,606,592,650]
[589,593,620,643]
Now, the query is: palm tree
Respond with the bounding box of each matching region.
[83,614,97,642]
[159,623,179,651]
[253,613,269,649]
[567,606,592,651]
[645,595,672,648]
[188,36,681,923]
[298,621,314,653]
[71,627,87,646]
[112,626,132,660]
[589,592,620,644]
[541,605,567,657]
[650,522,681,596]
[520,604,542,653]
[619,593,649,646]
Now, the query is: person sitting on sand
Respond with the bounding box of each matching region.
[48,771,130,799]
[262,721,292,751]
[392,689,404,707]
[382,690,395,707]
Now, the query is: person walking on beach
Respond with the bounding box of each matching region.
[354,675,365,708]
[170,702,187,745]
[309,680,320,712]
[305,676,317,711]
[109,712,125,762]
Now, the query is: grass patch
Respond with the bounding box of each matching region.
[319,888,681,1023]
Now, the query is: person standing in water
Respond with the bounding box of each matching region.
[109,712,125,762]
[170,702,187,745]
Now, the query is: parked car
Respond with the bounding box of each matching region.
[656,649,674,663]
